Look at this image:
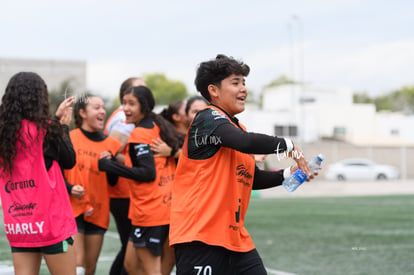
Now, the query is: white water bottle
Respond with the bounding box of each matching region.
[308,154,324,173]
[282,169,308,193]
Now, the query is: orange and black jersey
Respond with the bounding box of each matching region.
[64,128,117,192]
[170,106,294,251]
[64,128,123,229]
[98,118,156,183]
[188,105,288,189]
[99,117,175,226]
[74,129,121,186]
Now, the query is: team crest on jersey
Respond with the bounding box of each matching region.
[211,110,226,120]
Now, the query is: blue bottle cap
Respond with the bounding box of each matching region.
[317,154,325,161]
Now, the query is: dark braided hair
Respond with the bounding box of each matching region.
[124,86,180,153]
[160,100,186,124]
[0,72,61,175]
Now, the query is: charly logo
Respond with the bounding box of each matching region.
[5,179,36,194]
[134,228,142,238]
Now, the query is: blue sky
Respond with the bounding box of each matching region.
[1,0,413,98]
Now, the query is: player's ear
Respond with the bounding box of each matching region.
[79,108,87,120]
[208,84,219,100]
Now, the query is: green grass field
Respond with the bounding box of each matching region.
[1,195,413,275]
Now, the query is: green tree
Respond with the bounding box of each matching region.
[395,86,414,113]
[354,85,414,113]
[263,75,297,89]
[143,73,188,105]
[373,95,394,111]
[353,92,372,104]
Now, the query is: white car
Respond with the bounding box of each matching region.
[325,158,400,181]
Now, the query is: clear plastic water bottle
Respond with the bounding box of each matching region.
[308,154,324,173]
[282,169,308,193]
[283,154,324,193]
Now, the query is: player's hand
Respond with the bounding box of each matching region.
[150,138,172,157]
[100,151,112,159]
[71,184,85,199]
[56,96,75,119]
[290,143,313,180]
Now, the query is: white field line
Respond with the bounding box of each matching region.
[266,267,298,275]
[105,230,120,239]
[0,261,14,275]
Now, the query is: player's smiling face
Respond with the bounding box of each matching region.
[80,96,106,132]
[208,74,247,116]
[122,92,145,125]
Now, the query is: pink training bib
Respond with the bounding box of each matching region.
[0,120,77,247]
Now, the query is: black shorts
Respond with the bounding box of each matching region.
[174,241,267,275]
[76,215,106,235]
[128,224,169,256]
[11,237,74,255]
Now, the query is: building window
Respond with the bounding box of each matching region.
[299,97,315,104]
[274,125,298,137]
[288,126,297,136]
[390,129,399,136]
[333,127,346,136]
[274,126,284,136]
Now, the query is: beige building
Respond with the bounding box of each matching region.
[0,57,86,97]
